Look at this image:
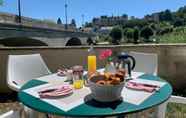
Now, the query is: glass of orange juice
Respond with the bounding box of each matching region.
[73,75,84,89]
[72,65,84,89]
[88,55,96,75]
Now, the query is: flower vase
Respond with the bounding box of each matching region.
[105,61,116,73]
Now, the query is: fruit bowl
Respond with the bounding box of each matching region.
[88,70,125,102]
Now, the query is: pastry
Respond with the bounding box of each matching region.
[96,80,106,85]
[104,72,113,79]
[91,69,125,85]
[110,77,120,85]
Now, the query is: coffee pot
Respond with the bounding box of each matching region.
[117,52,136,77]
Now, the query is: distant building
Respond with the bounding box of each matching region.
[144,13,159,22]
[130,16,136,20]
[91,15,128,27]
[82,27,94,33]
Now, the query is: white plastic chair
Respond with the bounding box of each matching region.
[7,54,51,91]
[126,52,158,118]
[0,110,20,118]
[7,54,51,118]
[129,51,186,118]
[129,51,158,75]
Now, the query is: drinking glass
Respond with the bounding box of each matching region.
[73,74,84,89]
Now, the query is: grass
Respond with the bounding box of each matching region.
[97,27,186,44]
[0,92,20,115]
[158,31,186,43]
[166,103,186,118]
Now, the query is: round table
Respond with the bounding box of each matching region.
[18,74,172,117]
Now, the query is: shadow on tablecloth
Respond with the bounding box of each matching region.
[84,94,123,110]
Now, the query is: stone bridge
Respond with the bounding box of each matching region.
[0,23,96,46]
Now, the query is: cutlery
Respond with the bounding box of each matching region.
[38,88,57,93]
[126,81,160,92]
[128,81,160,88]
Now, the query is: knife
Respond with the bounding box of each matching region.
[38,88,57,93]
[128,81,160,88]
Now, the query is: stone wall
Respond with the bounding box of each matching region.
[0,44,186,93]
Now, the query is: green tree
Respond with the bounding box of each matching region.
[0,0,3,5]
[159,9,174,22]
[122,14,128,20]
[109,27,122,45]
[133,27,139,44]
[140,26,154,41]
[71,19,76,27]
[123,28,134,41]
[85,22,93,27]
[178,6,186,13]
[164,9,173,21]
[123,27,139,44]
[43,19,56,24]
[57,18,62,24]
[173,18,184,27]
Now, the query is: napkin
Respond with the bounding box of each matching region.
[126,81,159,92]
[38,85,73,98]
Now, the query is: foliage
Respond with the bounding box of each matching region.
[123,28,134,43]
[140,26,154,40]
[0,0,3,6]
[166,103,186,118]
[71,19,76,27]
[158,27,173,35]
[90,5,186,44]
[159,21,172,28]
[57,18,62,24]
[123,28,134,39]
[85,22,93,27]
[109,27,122,45]
[133,27,139,44]
[159,9,173,22]
[173,18,185,27]
[122,14,128,19]
[158,29,186,43]
[43,19,56,24]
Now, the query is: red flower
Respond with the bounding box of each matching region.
[99,49,112,60]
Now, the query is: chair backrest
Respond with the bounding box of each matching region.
[0,110,20,118]
[129,51,158,75]
[7,54,51,91]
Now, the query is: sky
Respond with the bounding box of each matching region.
[0,0,186,27]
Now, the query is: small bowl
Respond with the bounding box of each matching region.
[88,75,125,102]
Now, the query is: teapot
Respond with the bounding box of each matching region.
[117,52,136,77]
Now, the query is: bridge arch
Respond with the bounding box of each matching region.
[87,37,94,45]
[66,37,82,46]
[0,37,48,46]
